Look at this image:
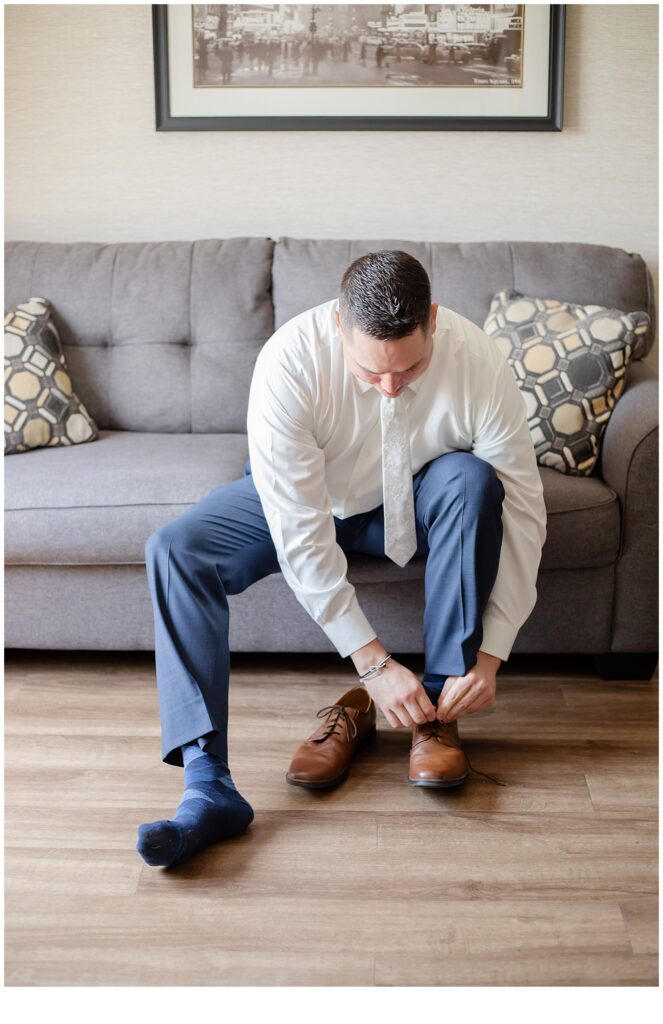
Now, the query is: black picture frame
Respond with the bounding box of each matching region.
[153,4,565,132]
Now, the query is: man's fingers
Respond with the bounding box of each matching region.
[383,707,402,729]
[402,695,430,726]
[409,695,436,723]
[439,682,476,721]
[392,703,413,728]
[445,699,474,722]
[418,693,438,721]
[438,686,467,717]
[441,689,489,722]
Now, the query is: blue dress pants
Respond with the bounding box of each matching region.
[144,451,505,767]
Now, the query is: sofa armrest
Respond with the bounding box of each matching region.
[598,359,658,651]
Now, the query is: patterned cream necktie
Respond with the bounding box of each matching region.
[380,393,418,567]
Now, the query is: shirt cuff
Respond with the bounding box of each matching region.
[480,613,518,663]
[321,599,379,660]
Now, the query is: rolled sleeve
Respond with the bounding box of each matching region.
[246,348,378,659]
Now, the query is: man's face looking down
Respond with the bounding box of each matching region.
[335,303,438,398]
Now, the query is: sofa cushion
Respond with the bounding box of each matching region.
[5,431,619,572]
[483,288,650,476]
[5,296,98,455]
[4,430,250,564]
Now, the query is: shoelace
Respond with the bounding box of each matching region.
[313,704,358,743]
[312,705,506,786]
[410,719,507,787]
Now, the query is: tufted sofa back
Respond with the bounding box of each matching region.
[5,237,656,434]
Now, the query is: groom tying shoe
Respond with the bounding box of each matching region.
[137,250,546,868]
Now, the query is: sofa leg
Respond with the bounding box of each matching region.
[593,652,659,680]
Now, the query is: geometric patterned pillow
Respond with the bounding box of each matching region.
[483,288,651,476]
[4,296,98,456]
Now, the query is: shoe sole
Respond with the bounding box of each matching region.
[408,774,469,787]
[285,724,377,789]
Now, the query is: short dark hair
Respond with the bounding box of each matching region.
[338,250,432,342]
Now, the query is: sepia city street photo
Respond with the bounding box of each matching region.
[192,4,525,89]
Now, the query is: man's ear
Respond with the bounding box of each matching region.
[335,309,348,344]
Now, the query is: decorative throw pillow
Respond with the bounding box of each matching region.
[4,296,98,455]
[483,288,651,476]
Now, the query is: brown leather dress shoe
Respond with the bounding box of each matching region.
[408,718,469,787]
[286,685,377,789]
[408,718,507,788]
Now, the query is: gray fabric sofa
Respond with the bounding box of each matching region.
[4,238,659,680]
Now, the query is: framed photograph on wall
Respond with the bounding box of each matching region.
[153,3,565,131]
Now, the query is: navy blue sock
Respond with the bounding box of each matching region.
[136,738,255,868]
[421,673,449,706]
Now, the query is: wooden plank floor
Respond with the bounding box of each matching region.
[4,649,659,987]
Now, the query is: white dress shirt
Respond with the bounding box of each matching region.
[246,297,547,663]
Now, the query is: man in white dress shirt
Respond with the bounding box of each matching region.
[136,250,547,869]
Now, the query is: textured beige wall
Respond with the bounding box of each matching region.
[4,3,659,369]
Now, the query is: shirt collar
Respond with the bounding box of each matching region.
[351,373,376,393]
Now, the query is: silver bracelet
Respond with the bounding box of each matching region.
[358,653,392,684]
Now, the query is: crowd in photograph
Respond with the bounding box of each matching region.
[195,31,511,82]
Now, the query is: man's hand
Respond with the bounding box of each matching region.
[436,650,501,723]
[363,657,438,729]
